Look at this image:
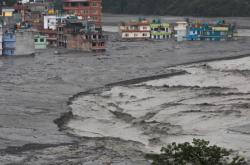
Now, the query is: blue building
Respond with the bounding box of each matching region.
[186,22,207,41]
[185,20,236,41]
[3,31,16,56]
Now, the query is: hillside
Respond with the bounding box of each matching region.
[6,0,250,17]
[102,0,250,17]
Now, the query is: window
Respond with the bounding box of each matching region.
[92,2,97,6]
[143,33,147,37]
[134,34,138,37]
[64,2,70,7]
[71,2,78,7]
[40,38,44,42]
[92,42,96,47]
[125,33,129,37]
[34,39,38,43]
[91,10,97,14]
[143,26,148,30]
[80,2,89,6]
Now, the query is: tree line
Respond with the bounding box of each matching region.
[4,0,250,17]
[102,0,250,17]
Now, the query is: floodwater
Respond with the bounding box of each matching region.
[1,15,250,164]
[68,57,250,158]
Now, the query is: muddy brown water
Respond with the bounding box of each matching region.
[1,18,250,164]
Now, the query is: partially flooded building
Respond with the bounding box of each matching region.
[186,20,237,41]
[174,21,188,42]
[3,31,16,56]
[150,19,172,40]
[0,25,3,55]
[16,30,35,55]
[34,34,47,49]
[119,19,151,40]
[57,18,105,51]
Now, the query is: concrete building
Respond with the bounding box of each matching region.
[0,25,3,55]
[3,31,16,56]
[174,21,188,42]
[57,18,106,51]
[1,7,15,17]
[63,0,103,27]
[42,15,68,47]
[20,0,46,3]
[43,15,69,30]
[119,19,151,40]
[186,22,204,41]
[185,20,237,41]
[34,34,47,49]
[16,30,35,55]
[150,19,172,40]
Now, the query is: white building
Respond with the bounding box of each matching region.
[119,20,151,40]
[20,0,30,3]
[43,15,68,30]
[174,21,188,42]
[20,0,45,3]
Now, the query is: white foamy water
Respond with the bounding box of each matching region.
[68,56,250,157]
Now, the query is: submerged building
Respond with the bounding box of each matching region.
[119,19,151,40]
[57,17,105,51]
[150,19,172,40]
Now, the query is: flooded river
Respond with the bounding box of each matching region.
[1,15,250,164]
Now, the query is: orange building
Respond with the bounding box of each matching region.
[63,0,102,27]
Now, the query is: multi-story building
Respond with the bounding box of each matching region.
[119,19,151,40]
[34,34,48,49]
[174,21,188,42]
[0,25,3,55]
[57,17,106,51]
[3,31,16,56]
[150,19,172,40]
[186,22,205,41]
[63,0,102,27]
[186,20,237,41]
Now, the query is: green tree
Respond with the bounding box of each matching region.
[102,0,250,17]
[145,139,247,165]
[4,0,17,6]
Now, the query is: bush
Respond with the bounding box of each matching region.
[145,139,247,165]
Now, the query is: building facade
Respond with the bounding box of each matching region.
[119,19,151,40]
[186,20,237,41]
[3,31,16,56]
[0,25,3,55]
[63,0,102,27]
[150,20,172,40]
[174,21,188,42]
[34,34,47,49]
[57,18,105,51]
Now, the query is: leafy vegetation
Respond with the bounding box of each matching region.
[4,0,17,6]
[5,0,250,16]
[145,139,247,165]
[102,0,250,17]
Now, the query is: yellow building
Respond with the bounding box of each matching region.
[1,8,15,17]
